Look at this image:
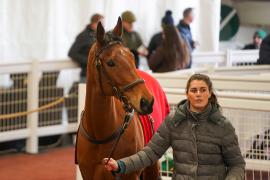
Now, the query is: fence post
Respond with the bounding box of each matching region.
[226,49,233,67]
[76,83,85,180]
[26,60,40,153]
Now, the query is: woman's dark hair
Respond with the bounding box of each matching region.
[161,25,189,70]
[186,73,218,105]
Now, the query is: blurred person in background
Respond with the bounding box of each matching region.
[257,34,270,65]
[243,29,267,50]
[68,13,104,82]
[121,11,147,68]
[147,10,174,59]
[147,11,189,73]
[177,8,197,68]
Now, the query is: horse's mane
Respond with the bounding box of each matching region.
[103,31,123,45]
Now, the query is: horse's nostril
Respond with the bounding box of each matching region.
[140,97,153,114]
[140,98,147,108]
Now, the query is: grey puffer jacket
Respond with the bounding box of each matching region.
[118,100,245,180]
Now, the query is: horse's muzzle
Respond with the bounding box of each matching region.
[140,97,154,115]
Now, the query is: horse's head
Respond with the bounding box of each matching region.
[90,17,153,115]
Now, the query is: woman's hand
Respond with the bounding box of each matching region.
[103,158,119,172]
[137,45,148,57]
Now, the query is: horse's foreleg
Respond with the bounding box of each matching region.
[142,161,160,180]
[78,165,93,180]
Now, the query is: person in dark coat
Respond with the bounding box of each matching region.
[147,10,174,59]
[104,74,245,180]
[68,13,104,82]
[243,30,267,50]
[257,34,270,65]
[177,8,197,68]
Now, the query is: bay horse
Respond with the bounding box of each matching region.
[76,18,160,180]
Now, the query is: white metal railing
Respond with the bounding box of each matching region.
[0,60,80,153]
[192,49,259,68]
[152,65,270,92]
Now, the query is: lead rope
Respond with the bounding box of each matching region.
[147,114,155,135]
[110,114,154,180]
[105,109,134,165]
[105,109,134,180]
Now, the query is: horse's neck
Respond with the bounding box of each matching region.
[84,82,123,139]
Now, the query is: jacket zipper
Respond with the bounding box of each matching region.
[191,123,198,180]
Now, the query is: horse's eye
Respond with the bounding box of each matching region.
[106,60,115,67]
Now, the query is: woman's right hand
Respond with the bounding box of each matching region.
[103,158,119,172]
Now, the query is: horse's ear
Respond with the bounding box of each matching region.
[112,17,123,37]
[97,22,105,46]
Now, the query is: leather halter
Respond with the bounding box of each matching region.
[79,41,144,145]
[95,41,145,99]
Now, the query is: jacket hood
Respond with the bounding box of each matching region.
[171,99,225,126]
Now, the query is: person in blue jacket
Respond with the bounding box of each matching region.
[177,8,197,68]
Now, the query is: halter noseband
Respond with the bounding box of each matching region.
[95,41,145,105]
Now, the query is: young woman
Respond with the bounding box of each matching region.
[104,74,245,180]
